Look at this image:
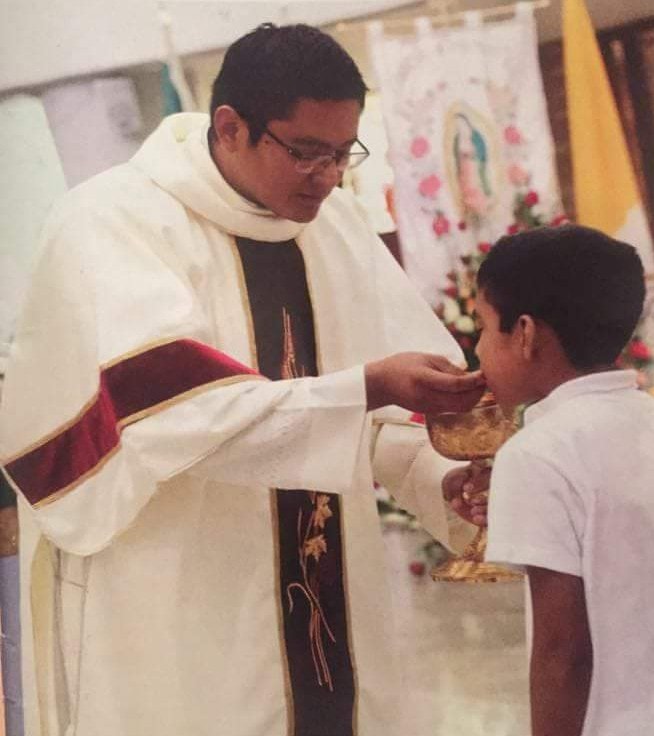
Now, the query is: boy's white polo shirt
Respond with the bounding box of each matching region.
[486,370,654,736]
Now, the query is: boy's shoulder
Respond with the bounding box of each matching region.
[498,383,654,478]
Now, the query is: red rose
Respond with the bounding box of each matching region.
[444,285,459,298]
[524,190,539,207]
[507,223,520,235]
[550,213,569,226]
[458,221,467,231]
[409,561,426,577]
[478,241,492,254]
[432,213,451,237]
[629,340,651,361]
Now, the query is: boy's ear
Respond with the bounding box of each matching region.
[516,314,537,360]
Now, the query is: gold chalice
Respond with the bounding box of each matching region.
[426,396,522,583]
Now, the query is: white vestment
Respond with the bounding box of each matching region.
[0,113,467,736]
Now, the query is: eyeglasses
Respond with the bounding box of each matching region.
[263,126,370,174]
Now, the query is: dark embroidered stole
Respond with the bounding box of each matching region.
[234,237,355,736]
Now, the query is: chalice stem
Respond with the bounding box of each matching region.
[463,526,487,562]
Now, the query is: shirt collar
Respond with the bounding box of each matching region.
[523,369,639,425]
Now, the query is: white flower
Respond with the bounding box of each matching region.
[455,315,476,334]
[443,297,461,323]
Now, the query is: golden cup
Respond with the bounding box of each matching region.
[426,397,522,583]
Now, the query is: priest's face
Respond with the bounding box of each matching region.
[219,98,363,223]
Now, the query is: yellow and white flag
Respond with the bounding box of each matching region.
[563,0,654,273]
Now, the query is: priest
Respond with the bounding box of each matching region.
[0,23,485,736]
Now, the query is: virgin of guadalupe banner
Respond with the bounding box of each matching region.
[368,4,564,306]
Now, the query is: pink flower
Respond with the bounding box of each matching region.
[458,220,467,231]
[629,340,651,361]
[504,125,523,145]
[411,136,430,158]
[418,174,442,198]
[432,213,451,237]
[508,163,529,186]
[507,223,520,235]
[524,190,539,207]
[444,285,458,298]
[478,241,492,254]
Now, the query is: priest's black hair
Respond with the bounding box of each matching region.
[477,225,646,369]
[209,23,367,143]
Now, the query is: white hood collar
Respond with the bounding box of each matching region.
[131,113,307,242]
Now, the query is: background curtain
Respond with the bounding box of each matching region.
[369,5,563,307]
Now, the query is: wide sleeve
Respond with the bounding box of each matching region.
[485,441,585,576]
[371,416,475,550]
[358,208,474,548]
[0,206,368,556]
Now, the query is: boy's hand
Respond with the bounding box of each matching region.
[442,462,490,526]
[365,352,485,414]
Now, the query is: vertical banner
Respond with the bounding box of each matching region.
[563,0,654,348]
[369,5,563,306]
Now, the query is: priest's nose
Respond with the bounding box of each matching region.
[309,161,342,192]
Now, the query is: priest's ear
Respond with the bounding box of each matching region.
[212,105,248,152]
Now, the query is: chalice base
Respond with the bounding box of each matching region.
[431,529,522,583]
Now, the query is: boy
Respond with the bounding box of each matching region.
[479,225,653,736]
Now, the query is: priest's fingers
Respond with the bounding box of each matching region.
[462,463,490,527]
[441,466,469,503]
[461,462,491,501]
[418,370,486,414]
[443,464,488,527]
[364,352,485,412]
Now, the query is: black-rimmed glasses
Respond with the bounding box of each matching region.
[263,126,370,174]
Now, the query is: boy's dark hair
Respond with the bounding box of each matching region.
[209,23,367,143]
[477,225,645,369]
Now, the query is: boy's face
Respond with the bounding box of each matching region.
[475,289,533,412]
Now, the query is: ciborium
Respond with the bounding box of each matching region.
[427,395,522,583]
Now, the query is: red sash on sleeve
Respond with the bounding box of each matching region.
[4,339,262,507]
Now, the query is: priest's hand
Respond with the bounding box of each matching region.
[364,352,485,414]
[442,462,490,526]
